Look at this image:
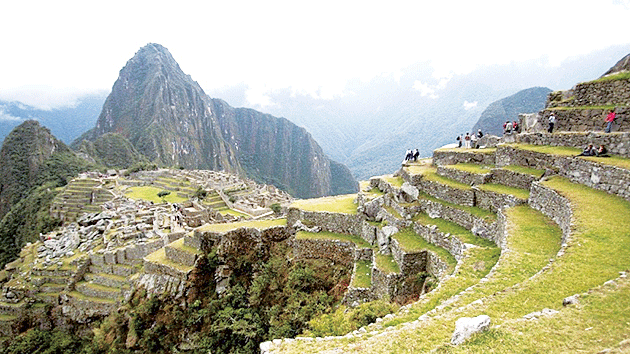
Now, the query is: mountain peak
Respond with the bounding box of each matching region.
[601,52,630,77]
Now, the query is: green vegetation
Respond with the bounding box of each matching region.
[587,71,630,83]
[446,163,494,174]
[306,300,399,338]
[197,219,286,233]
[413,212,495,247]
[477,183,530,200]
[352,260,372,288]
[296,231,372,249]
[290,194,358,214]
[382,175,404,187]
[512,144,630,170]
[125,186,187,204]
[375,253,400,274]
[392,227,457,270]
[500,164,545,178]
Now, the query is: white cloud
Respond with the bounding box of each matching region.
[412,81,439,99]
[463,101,478,110]
[0,107,22,122]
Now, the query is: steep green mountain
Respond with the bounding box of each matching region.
[76,132,146,168]
[471,87,552,136]
[75,43,357,198]
[0,120,96,266]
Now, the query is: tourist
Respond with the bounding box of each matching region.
[477,129,483,138]
[464,133,471,148]
[503,121,512,134]
[413,149,419,161]
[595,145,610,157]
[576,144,595,157]
[471,133,478,149]
[605,109,616,133]
[456,135,462,148]
[512,121,519,133]
[548,113,556,133]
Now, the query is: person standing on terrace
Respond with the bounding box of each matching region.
[548,113,556,133]
[605,109,616,133]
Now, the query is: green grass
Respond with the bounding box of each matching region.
[382,175,404,188]
[412,212,495,247]
[296,231,372,249]
[219,208,250,218]
[196,218,287,233]
[500,164,545,178]
[424,169,472,190]
[352,260,372,288]
[392,228,457,270]
[375,253,400,274]
[290,194,358,214]
[67,290,116,304]
[144,248,193,273]
[586,71,630,83]
[445,163,494,174]
[476,183,530,200]
[125,186,188,203]
[169,237,201,255]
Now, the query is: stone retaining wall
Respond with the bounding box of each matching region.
[415,179,475,207]
[286,208,363,236]
[390,237,427,276]
[436,166,491,186]
[473,187,527,213]
[414,199,498,244]
[290,239,356,267]
[432,150,496,166]
[528,182,573,242]
[540,107,630,133]
[516,132,630,158]
[490,168,538,190]
[553,79,630,108]
[412,222,465,260]
[496,145,630,202]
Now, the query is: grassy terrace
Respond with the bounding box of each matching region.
[476,183,530,200]
[511,143,630,170]
[392,228,457,271]
[125,186,188,203]
[416,191,497,222]
[445,163,494,174]
[196,218,286,233]
[169,237,201,255]
[499,164,545,178]
[352,260,372,288]
[412,212,495,247]
[375,253,400,274]
[382,175,404,188]
[144,248,193,273]
[405,163,472,190]
[296,231,372,249]
[290,194,358,214]
[277,177,630,353]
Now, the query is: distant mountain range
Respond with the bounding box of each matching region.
[0,93,106,145]
[471,87,552,136]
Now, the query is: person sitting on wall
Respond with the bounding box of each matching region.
[512,120,520,133]
[477,129,483,138]
[576,144,595,157]
[503,121,512,134]
[595,145,610,157]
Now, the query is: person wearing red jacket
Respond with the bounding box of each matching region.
[605,109,616,133]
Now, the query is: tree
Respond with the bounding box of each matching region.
[157,190,171,202]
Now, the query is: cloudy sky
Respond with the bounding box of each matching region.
[2,0,629,109]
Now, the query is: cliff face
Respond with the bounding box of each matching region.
[76,43,357,198]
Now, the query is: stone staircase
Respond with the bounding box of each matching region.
[49,178,115,222]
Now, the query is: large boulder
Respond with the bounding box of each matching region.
[451,315,491,345]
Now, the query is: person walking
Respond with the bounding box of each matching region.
[605,109,616,133]
[548,113,556,133]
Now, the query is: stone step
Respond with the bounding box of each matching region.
[164,238,200,267]
[436,164,493,186]
[75,281,122,299]
[31,268,74,278]
[30,275,68,286]
[143,248,192,281]
[34,292,61,304]
[39,283,66,293]
[432,148,497,167]
[84,273,130,289]
[89,263,138,277]
[0,300,26,316]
